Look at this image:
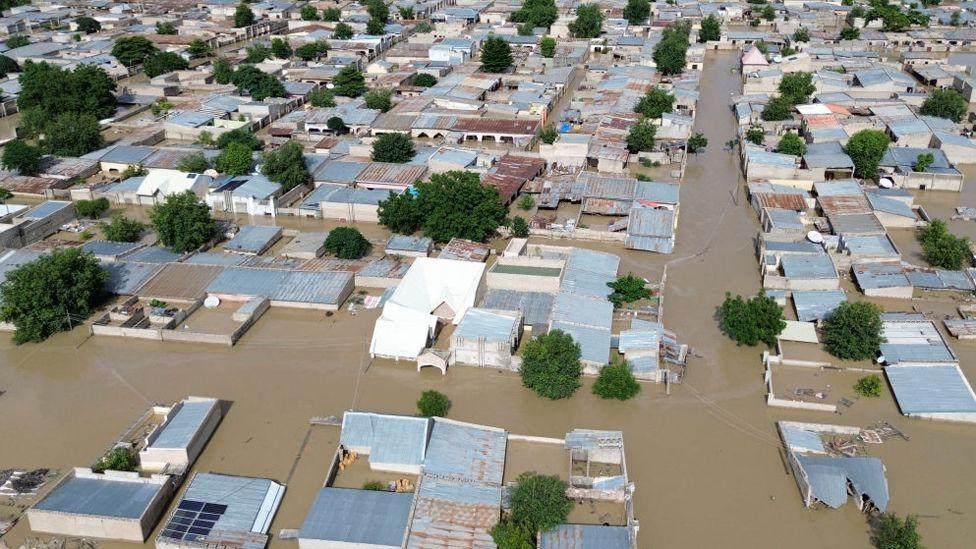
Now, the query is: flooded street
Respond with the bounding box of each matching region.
[3,51,976,548]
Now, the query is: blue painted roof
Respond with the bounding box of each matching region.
[886,364,976,414]
[33,476,164,519]
[299,488,412,545]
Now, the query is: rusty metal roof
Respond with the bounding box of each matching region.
[356,163,427,188]
[819,194,871,216]
[451,118,540,135]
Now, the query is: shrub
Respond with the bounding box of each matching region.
[323,226,370,259]
[215,142,253,175]
[480,36,513,73]
[308,88,336,107]
[0,187,11,202]
[520,329,581,399]
[101,214,144,243]
[539,124,558,144]
[687,132,708,153]
[75,198,110,219]
[634,86,674,119]
[178,152,210,173]
[745,126,765,145]
[718,291,785,347]
[777,132,807,156]
[607,273,651,307]
[362,480,386,491]
[918,218,970,270]
[510,215,529,238]
[417,390,451,417]
[625,120,656,153]
[490,518,534,549]
[1,139,43,175]
[411,73,437,87]
[364,88,393,112]
[854,374,883,397]
[518,194,535,210]
[823,301,883,361]
[872,513,922,549]
[94,447,137,473]
[592,360,641,400]
[839,27,859,40]
[760,94,793,121]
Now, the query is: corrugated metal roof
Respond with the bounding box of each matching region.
[843,234,898,256]
[225,225,283,254]
[104,262,163,295]
[125,246,183,264]
[137,263,225,300]
[795,455,889,511]
[886,363,976,414]
[619,321,663,354]
[150,398,218,450]
[539,524,632,549]
[829,212,885,235]
[32,475,164,519]
[339,412,430,467]
[552,291,612,329]
[81,240,142,258]
[386,234,432,253]
[183,252,249,266]
[792,290,846,322]
[162,472,283,543]
[22,200,72,220]
[454,308,519,342]
[299,488,412,545]
[480,290,554,327]
[781,254,837,279]
[406,477,500,548]
[551,322,611,364]
[423,420,507,484]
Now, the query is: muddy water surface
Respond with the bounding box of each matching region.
[2,52,976,549]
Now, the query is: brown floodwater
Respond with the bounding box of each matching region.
[3,52,976,549]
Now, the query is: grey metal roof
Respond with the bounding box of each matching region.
[886,364,976,414]
[104,262,163,295]
[225,225,283,254]
[781,254,837,279]
[149,399,218,450]
[184,252,249,266]
[386,234,432,253]
[207,267,351,305]
[880,147,952,171]
[865,192,915,219]
[792,290,846,322]
[619,320,663,355]
[300,183,392,210]
[339,412,430,467]
[766,208,804,231]
[312,161,367,184]
[551,322,611,365]
[814,179,862,197]
[552,292,612,329]
[423,419,506,484]
[33,476,164,519]
[539,525,632,549]
[22,200,72,220]
[124,246,183,264]
[795,455,889,512]
[829,213,885,235]
[81,240,142,258]
[299,488,412,545]
[780,424,826,454]
[843,234,898,257]
[480,290,554,327]
[0,249,43,285]
[454,308,518,342]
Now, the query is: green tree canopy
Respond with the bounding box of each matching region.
[322,7,341,21]
[777,132,807,156]
[623,0,650,25]
[333,22,354,40]
[308,88,336,107]
[0,247,107,344]
[510,0,558,29]
[366,0,389,23]
[366,17,386,35]
[217,128,262,150]
[271,37,292,59]
[625,120,656,153]
[377,190,423,234]
[245,43,273,63]
[592,360,641,400]
[234,2,256,27]
[489,519,534,549]
[300,4,319,20]
[845,129,889,179]
[215,141,254,175]
[93,447,137,473]
[793,27,810,42]
[178,152,210,173]
[75,198,109,219]
[295,40,329,61]
[520,329,582,399]
[699,14,721,41]
[17,61,116,139]
[101,214,145,243]
[718,291,785,347]
[607,273,651,307]
[920,89,967,123]
[854,374,883,398]
[480,36,513,73]
[539,124,558,144]
[745,126,765,145]
[156,21,177,35]
[507,473,573,532]
[1,139,43,176]
[415,21,432,33]
[364,88,393,112]
[760,94,793,121]
[914,152,935,172]
[187,39,213,59]
[212,57,234,84]
[324,226,370,259]
[652,21,690,76]
[919,218,970,270]
[143,51,188,78]
[416,390,451,417]
[327,116,347,133]
[5,35,28,49]
[778,72,815,104]
[540,36,556,58]
[150,190,217,253]
[872,513,922,549]
[371,132,415,163]
[569,4,604,38]
[41,114,104,157]
[823,301,883,361]
[75,16,101,34]
[688,132,708,153]
[111,36,158,67]
[231,65,286,100]
[510,215,529,238]
[634,86,675,118]
[411,72,437,87]
[0,54,18,77]
[839,27,860,40]
[261,141,310,190]
[333,65,366,96]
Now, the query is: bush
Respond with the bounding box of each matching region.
[873,513,922,549]
[215,142,254,175]
[507,473,573,533]
[540,36,556,58]
[490,518,534,549]
[371,133,415,163]
[607,273,651,307]
[745,126,765,145]
[846,129,889,179]
[94,447,137,473]
[75,197,110,219]
[687,132,708,153]
[308,88,336,107]
[364,88,393,112]
[839,27,859,40]
[518,195,535,210]
[415,21,432,33]
[539,124,558,144]
[217,128,262,150]
[417,390,451,417]
[260,141,310,190]
[625,120,656,153]
[718,291,785,347]
[778,72,815,104]
[323,226,370,259]
[0,187,11,202]
[777,132,807,156]
[760,94,793,121]
[520,329,581,399]
[854,374,883,397]
[101,214,145,243]
[150,190,217,253]
[178,152,210,173]
[333,65,366,97]
[592,360,641,400]
[920,89,967,123]
[569,3,603,38]
[411,73,437,87]
[362,480,386,491]
[918,218,970,270]
[823,301,883,361]
[510,215,529,238]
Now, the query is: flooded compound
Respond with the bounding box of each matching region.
[3,51,976,549]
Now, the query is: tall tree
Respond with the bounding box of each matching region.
[215,141,254,175]
[41,114,104,156]
[75,16,101,34]
[520,330,582,399]
[150,190,218,253]
[699,14,721,42]
[626,120,656,153]
[623,0,650,26]
[634,86,675,118]
[569,4,603,38]
[371,133,415,163]
[234,2,256,27]
[1,139,43,176]
[509,0,558,29]
[540,36,556,58]
[480,36,512,73]
[333,22,354,39]
[652,21,690,76]
[823,301,883,361]
[271,37,292,59]
[143,51,188,78]
[260,141,310,190]
[920,89,967,123]
[111,36,158,67]
[333,65,366,96]
[845,129,889,179]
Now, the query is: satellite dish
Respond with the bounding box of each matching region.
[204,169,219,178]
[878,177,894,189]
[807,231,824,244]
[875,354,885,365]
[326,82,335,89]
[204,295,220,309]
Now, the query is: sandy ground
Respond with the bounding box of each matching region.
[2,51,976,549]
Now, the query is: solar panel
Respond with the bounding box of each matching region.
[203,503,227,514]
[163,498,227,542]
[178,500,205,511]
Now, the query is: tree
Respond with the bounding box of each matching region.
[539,124,558,144]
[215,142,254,175]
[323,226,370,259]
[761,4,775,21]
[688,132,708,153]
[653,21,690,76]
[366,0,389,23]
[778,72,815,104]
[155,21,177,35]
[333,22,354,40]
[823,301,883,361]
[510,215,529,238]
[322,7,341,21]
[41,114,104,156]
[607,273,651,307]
[634,86,675,118]
[569,4,603,38]
[510,0,558,29]
[417,171,506,242]
[309,88,336,107]
[411,72,437,87]
[873,513,922,549]
[234,2,256,27]
[760,95,793,121]
[212,57,234,84]
[592,360,641,400]
[5,35,28,49]
[777,132,806,156]
[366,17,386,35]
[74,198,110,219]
[699,14,721,42]
[261,141,310,190]
[489,519,534,549]
[333,65,366,96]
[364,88,393,112]
[918,218,970,270]
[0,187,12,202]
[914,152,934,172]
[845,129,889,179]
[75,16,101,34]
[178,152,210,173]
[111,36,158,67]
[507,473,573,532]
[623,0,650,25]
[231,65,286,100]
[0,54,18,77]
[520,329,581,399]
[377,190,423,234]
[300,4,319,20]
[793,27,810,42]
[950,10,962,26]
[187,39,213,59]
[216,128,262,150]
[416,390,451,417]
[398,6,415,19]
[415,21,432,33]
[371,133,415,163]
[295,40,329,61]
[150,190,217,253]
[246,43,273,63]
[101,214,144,243]
[271,37,292,59]
[920,89,967,123]
[2,139,42,176]
[718,291,785,347]
[854,374,883,398]
[480,36,513,73]
[625,120,656,153]
[326,116,347,133]
[0,248,107,344]
[540,36,556,58]
[745,126,765,145]
[143,51,188,78]
[93,447,137,473]
[839,27,860,40]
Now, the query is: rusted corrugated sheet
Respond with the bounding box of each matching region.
[482,173,524,204]
[451,118,539,135]
[819,194,871,215]
[753,192,808,211]
[356,163,427,188]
